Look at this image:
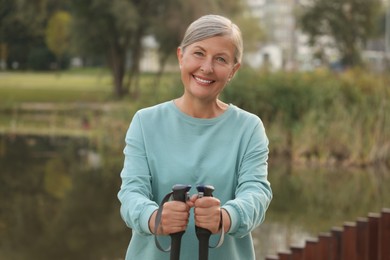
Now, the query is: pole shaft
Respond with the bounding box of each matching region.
[170,184,191,260]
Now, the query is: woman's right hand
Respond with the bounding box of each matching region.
[149,201,191,235]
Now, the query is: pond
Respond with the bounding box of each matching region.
[0,135,389,260]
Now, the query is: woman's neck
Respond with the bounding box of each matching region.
[174,96,228,119]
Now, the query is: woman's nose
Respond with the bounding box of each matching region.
[200,59,213,74]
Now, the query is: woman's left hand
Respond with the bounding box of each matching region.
[190,195,221,234]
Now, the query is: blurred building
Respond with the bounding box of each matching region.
[246,0,390,72]
[245,0,311,70]
[140,35,160,72]
[364,0,390,72]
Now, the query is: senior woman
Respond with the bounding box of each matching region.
[118,14,272,260]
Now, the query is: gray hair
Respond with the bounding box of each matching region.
[179,14,243,64]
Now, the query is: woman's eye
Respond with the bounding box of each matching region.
[216,57,227,63]
[194,51,204,57]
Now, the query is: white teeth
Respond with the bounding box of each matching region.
[194,76,213,84]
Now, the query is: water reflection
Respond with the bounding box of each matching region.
[0,135,130,260]
[0,136,389,260]
[254,161,390,259]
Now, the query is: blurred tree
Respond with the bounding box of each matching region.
[70,0,160,98]
[0,0,49,69]
[298,0,382,68]
[27,45,57,70]
[45,10,71,70]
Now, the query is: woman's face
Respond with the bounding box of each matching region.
[177,35,240,103]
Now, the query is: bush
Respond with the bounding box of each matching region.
[27,46,70,71]
[224,67,390,167]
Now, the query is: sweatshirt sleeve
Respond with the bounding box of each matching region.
[117,112,158,235]
[223,119,272,238]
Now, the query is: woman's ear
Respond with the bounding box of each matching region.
[229,63,241,81]
[177,47,183,68]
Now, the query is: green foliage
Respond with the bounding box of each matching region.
[70,0,162,97]
[69,0,138,56]
[224,67,390,167]
[27,45,56,70]
[224,68,317,125]
[45,10,71,65]
[0,0,49,69]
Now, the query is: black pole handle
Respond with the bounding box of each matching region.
[170,184,191,260]
[172,184,191,201]
[195,184,215,260]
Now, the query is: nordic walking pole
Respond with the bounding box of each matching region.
[170,184,191,260]
[195,184,215,260]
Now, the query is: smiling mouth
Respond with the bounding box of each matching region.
[193,75,215,85]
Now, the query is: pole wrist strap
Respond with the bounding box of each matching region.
[208,209,225,248]
[154,191,174,252]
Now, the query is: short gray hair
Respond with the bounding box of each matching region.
[179,14,243,64]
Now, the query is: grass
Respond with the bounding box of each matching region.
[0,69,124,140]
[0,69,181,104]
[0,69,180,143]
[0,69,113,103]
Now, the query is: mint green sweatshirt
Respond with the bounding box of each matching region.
[118,101,272,260]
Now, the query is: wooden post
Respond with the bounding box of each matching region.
[379,208,390,260]
[290,245,304,260]
[265,208,389,260]
[331,227,343,260]
[368,213,380,260]
[356,217,369,260]
[278,251,291,260]
[318,232,331,260]
[342,222,357,260]
[303,238,318,260]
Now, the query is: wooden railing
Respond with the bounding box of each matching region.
[265,208,390,260]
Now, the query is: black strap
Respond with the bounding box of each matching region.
[154,191,173,252]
